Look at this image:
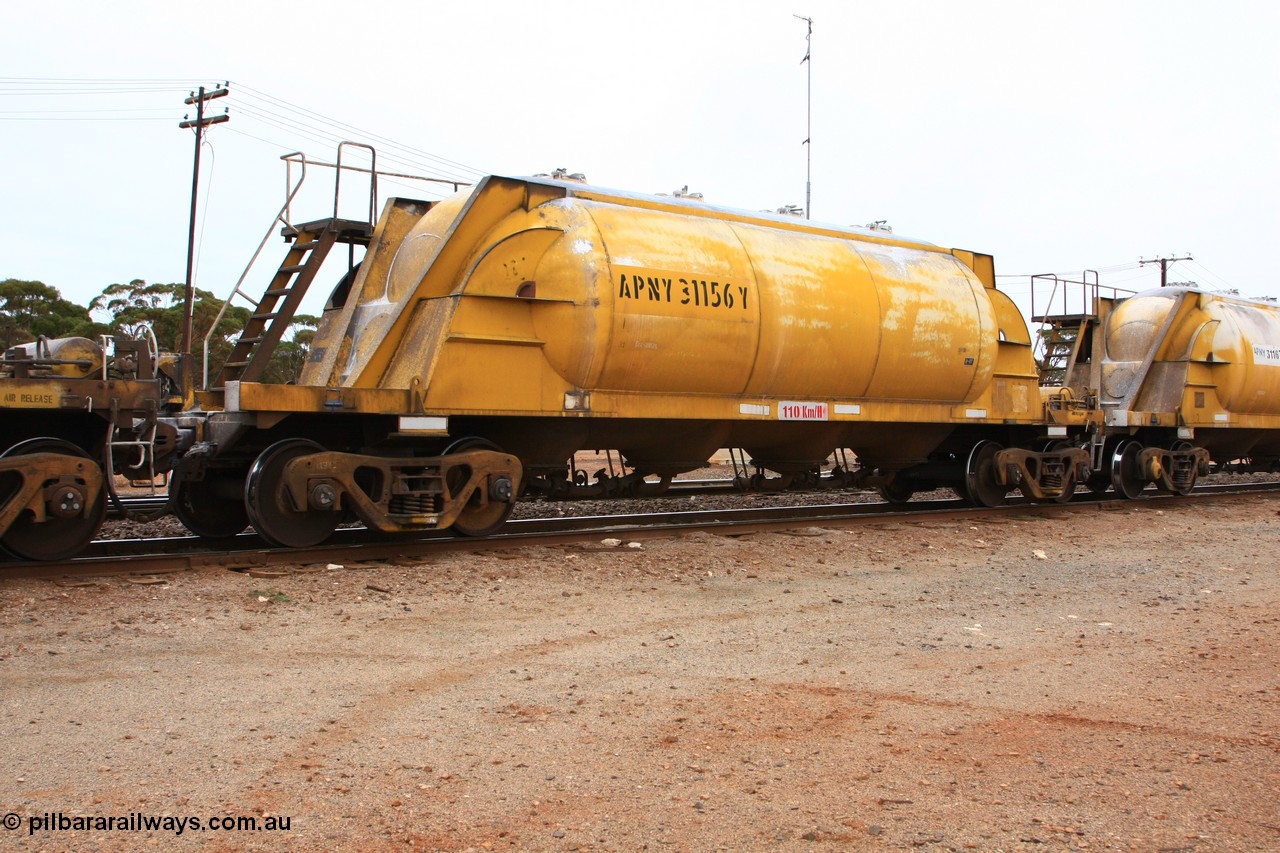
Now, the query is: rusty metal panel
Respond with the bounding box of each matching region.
[301,197,435,388]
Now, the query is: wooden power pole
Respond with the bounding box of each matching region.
[1140,253,1193,288]
[178,84,229,355]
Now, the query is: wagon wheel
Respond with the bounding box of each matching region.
[0,438,107,561]
[1109,439,1146,500]
[443,438,516,537]
[962,440,1009,507]
[245,439,339,548]
[1085,471,1111,494]
[172,468,249,539]
[878,475,914,504]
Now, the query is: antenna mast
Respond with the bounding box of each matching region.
[796,14,813,219]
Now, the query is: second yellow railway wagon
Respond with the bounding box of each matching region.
[1040,284,1280,496]
[176,175,1090,547]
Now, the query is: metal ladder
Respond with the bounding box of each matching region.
[1035,319,1086,387]
[1031,272,1100,387]
[211,221,370,387]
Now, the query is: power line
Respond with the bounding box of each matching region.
[231,83,486,179]
[996,262,1144,280]
[0,87,188,96]
[0,107,174,114]
[225,105,478,188]
[0,76,202,83]
[1186,259,1233,290]
[0,115,173,122]
[1,76,487,182]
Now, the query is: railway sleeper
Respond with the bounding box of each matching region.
[277,448,522,533]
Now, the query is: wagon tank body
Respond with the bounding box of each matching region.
[182,173,1090,547]
[1101,287,1280,462]
[291,176,1046,470]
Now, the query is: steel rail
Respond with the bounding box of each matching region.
[102,477,756,519]
[7,480,1277,582]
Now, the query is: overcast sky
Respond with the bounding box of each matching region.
[3,0,1277,323]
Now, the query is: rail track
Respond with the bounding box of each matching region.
[102,477,751,520]
[7,479,1278,582]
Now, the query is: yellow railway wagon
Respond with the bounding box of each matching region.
[183,175,1092,547]
[1048,286,1280,497]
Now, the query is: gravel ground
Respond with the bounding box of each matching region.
[0,491,1277,852]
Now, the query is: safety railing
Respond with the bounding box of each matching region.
[1030,271,1137,322]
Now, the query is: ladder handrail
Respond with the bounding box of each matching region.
[1031,273,1063,323]
[1031,269,1135,321]
[335,141,377,226]
[202,152,308,389]
[282,154,470,194]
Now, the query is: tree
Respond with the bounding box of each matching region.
[89,280,315,383]
[90,280,236,351]
[90,279,249,379]
[0,278,106,345]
